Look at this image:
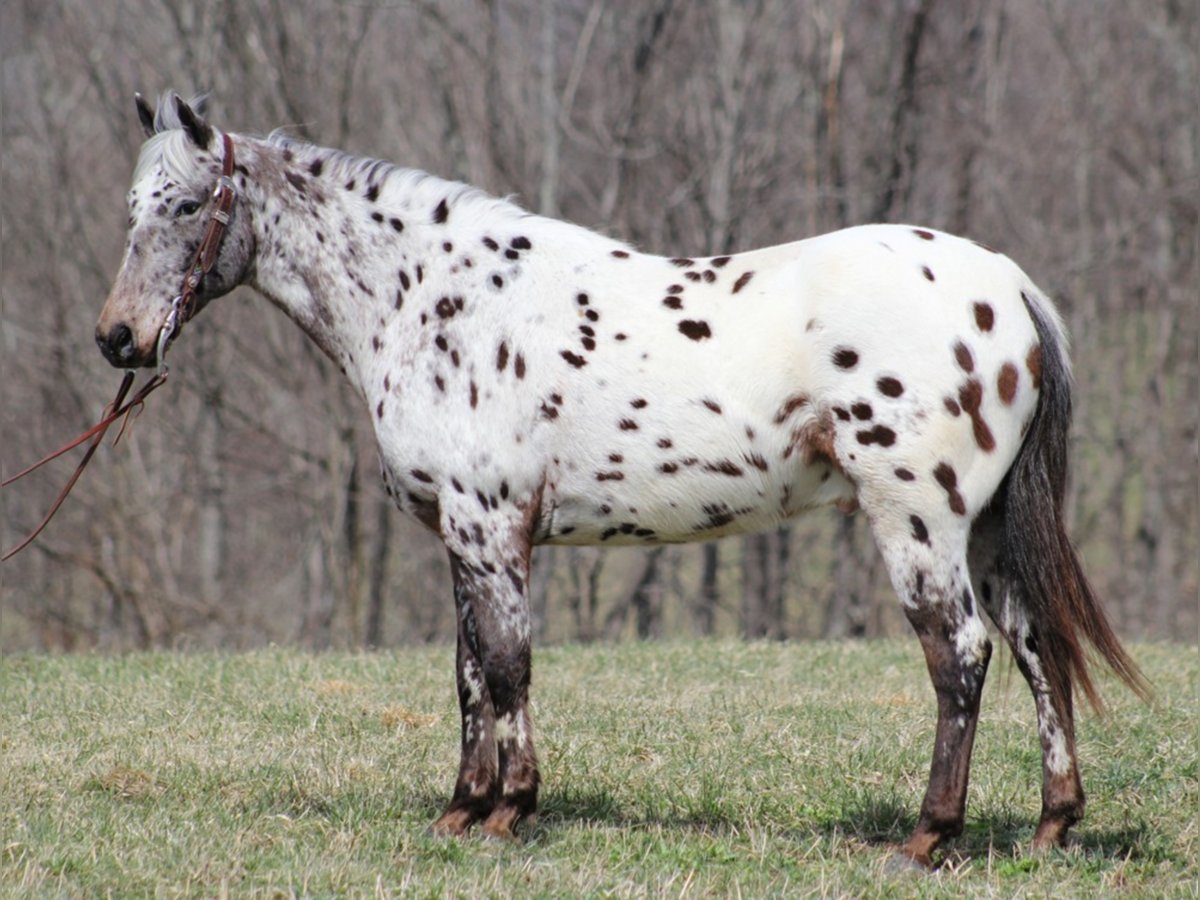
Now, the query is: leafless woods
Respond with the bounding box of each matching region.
[1,0,1195,650]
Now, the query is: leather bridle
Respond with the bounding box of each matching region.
[2,133,239,560]
[157,131,237,367]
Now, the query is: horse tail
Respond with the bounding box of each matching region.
[1000,288,1150,716]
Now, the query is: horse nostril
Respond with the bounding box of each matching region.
[97,322,136,366]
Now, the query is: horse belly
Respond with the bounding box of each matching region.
[539,424,851,546]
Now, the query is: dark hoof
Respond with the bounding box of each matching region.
[430,808,478,837]
[480,805,527,841]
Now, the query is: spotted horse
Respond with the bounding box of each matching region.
[96,94,1147,868]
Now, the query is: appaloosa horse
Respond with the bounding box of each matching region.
[95,93,1145,867]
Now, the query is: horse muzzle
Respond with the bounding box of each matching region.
[96,320,153,368]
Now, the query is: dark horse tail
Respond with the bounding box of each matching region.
[1001,289,1150,716]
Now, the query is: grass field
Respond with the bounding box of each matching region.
[1,640,1195,897]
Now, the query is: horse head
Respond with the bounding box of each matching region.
[96,92,253,368]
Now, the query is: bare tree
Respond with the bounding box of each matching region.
[2,0,1194,651]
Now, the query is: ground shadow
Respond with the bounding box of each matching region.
[406,785,1159,871]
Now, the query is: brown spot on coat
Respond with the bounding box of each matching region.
[855,425,896,447]
[895,467,915,481]
[922,266,935,282]
[433,198,449,223]
[851,402,873,421]
[497,342,509,371]
[560,350,587,368]
[954,341,975,373]
[732,271,754,294]
[744,452,769,472]
[913,229,935,241]
[1026,343,1043,389]
[678,320,712,341]
[877,376,904,398]
[705,460,744,477]
[619,419,639,431]
[958,378,996,451]
[514,354,526,379]
[933,462,967,515]
[998,362,1019,405]
[701,398,722,414]
[833,347,859,369]
[910,514,930,544]
[973,302,996,332]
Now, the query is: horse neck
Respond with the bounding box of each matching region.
[240,135,529,380]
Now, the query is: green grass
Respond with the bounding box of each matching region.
[1,641,1195,897]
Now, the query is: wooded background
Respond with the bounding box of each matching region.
[2,0,1196,651]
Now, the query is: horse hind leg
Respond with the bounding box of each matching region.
[968,509,1085,849]
[865,507,992,868]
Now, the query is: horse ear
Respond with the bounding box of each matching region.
[134,93,156,138]
[175,94,214,150]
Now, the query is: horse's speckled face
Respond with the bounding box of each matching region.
[96,95,253,368]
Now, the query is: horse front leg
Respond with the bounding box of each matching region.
[430,590,500,836]
[431,495,539,839]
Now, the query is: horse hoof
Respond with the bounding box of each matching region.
[430,808,475,837]
[480,806,525,841]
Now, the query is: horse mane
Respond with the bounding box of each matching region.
[265,131,531,225]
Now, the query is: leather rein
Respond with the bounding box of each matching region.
[2,133,238,561]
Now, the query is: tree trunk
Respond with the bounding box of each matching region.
[364,492,392,647]
[695,542,720,636]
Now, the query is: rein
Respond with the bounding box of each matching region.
[2,133,237,561]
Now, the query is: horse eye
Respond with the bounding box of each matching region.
[174,199,202,218]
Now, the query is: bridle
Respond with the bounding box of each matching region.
[2,133,239,560]
[157,131,238,368]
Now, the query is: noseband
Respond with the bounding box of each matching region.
[2,134,238,560]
